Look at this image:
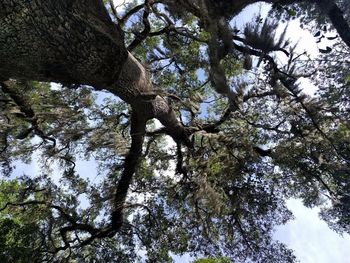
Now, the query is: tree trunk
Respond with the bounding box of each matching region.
[0,0,127,87]
[0,0,192,140]
[0,0,130,102]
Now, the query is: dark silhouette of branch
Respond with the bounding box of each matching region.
[1,81,56,147]
[118,1,161,26]
[253,146,272,157]
[110,111,146,231]
[128,0,152,51]
[315,0,350,49]
[201,108,232,133]
[175,142,187,176]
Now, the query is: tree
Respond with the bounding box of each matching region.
[192,257,231,263]
[0,180,44,263]
[0,0,349,262]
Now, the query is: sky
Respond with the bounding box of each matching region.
[8,1,350,262]
[275,199,350,263]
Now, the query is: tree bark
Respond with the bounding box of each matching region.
[0,0,189,136]
[0,0,127,87]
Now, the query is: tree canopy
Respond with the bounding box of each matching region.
[0,0,349,262]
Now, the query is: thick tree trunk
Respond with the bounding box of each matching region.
[0,0,127,88]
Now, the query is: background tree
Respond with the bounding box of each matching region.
[0,0,349,262]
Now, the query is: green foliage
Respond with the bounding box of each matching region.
[0,218,41,263]
[1,0,350,262]
[345,75,350,84]
[192,257,231,263]
[0,180,43,262]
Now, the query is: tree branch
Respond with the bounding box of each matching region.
[0,80,56,147]
[315,0,350,49]
[110,111,146,231]
[128,0,152,51]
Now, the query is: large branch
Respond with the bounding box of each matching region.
[315,0,350,49]
[110,111,146,231]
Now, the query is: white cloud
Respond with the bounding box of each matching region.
[275,199,350,263]
[297,77,318,96]
[113,0,137,13]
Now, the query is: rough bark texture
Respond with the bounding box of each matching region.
[0,0,127,88]
[0,0,189,125]
[111,111,146,231]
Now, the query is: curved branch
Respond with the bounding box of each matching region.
[1,81,56,146]
[128,0,152,51]
[110,111,146,231]
[152,96,193,147]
